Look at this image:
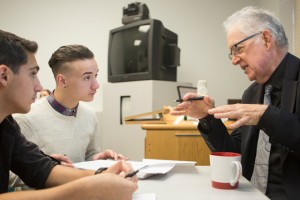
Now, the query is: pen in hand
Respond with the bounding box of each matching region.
[125,164,149,178]
[125,169,139,178]
[174,96,204,103]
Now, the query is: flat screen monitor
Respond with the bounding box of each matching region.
[108,19,180,83]
[177,86,197,99]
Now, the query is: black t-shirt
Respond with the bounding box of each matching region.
[0,115,58,193]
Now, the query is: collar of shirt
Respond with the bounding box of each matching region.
[263,53,288,107]
[46,92,78,117]
[266,53,288,91]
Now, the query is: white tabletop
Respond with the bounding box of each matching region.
[135,166,270,200]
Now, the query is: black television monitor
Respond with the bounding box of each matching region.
[108,19,180,83]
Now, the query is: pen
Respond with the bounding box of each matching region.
[174,96,204,103]
[125,169,139,178]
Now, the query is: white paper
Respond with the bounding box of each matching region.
[74,159,195,179]
[137,163,175,179]
[74,160,147,171]
[133,193,156,200]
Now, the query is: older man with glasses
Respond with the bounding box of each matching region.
[171,6,300,200]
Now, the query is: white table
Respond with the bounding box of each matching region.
[136,166,270,200]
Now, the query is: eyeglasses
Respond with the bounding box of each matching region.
[228,32,262,60]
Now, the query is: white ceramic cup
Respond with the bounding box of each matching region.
[210,152,242,189]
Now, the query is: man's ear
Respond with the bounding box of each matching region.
[262,30,272,49]
[0,65,9,86]
[56,74,67,88]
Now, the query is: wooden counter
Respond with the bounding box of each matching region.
[141,120,234,166]
[141,123,211,165]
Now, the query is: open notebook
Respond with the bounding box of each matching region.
[74,159,196,179]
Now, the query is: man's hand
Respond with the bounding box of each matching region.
[92,149,128,160]
[104,160,138,183]
[208,104,268,129]
[50,154,74,167]
[170,93,215,119]
[89,171,138,200]
[46,160,138,200]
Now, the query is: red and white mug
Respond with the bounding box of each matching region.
[210,152,242,189]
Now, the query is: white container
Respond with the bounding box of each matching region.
[197,80,208,95]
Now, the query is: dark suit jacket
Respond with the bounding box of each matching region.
[200,53,300,199]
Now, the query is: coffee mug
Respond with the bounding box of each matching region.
[210,152,242,189]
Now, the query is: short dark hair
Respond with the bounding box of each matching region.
[48,45,94,77]
[0,30,38,74]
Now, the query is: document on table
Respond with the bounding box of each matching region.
[74,159,147,171]
[133,193,156,200]
[138,159,196,179]
[74,159,196,179]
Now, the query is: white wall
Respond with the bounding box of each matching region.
[0,0,294,111]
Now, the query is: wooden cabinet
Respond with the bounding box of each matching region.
[142,123,211,166]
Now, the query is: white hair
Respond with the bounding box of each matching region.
[223,6,288,49]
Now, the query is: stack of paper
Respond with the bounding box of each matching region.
[74,159,196,179]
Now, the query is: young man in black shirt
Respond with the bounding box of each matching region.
[0,29,137,200]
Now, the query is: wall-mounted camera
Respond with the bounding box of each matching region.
[122,2,150,25]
